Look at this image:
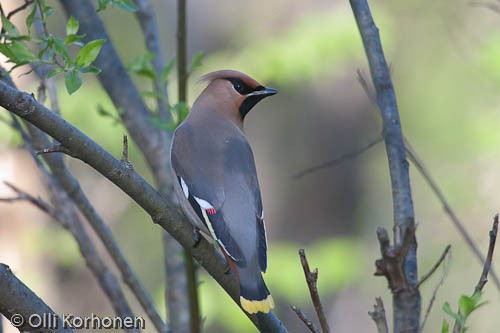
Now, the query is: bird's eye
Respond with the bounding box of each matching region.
[234,82,243,93]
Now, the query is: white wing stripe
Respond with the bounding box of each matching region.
[195,195,237,261]
[194,196,214,209]
[180,177,189,198]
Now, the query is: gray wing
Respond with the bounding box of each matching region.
[171,122,267,271]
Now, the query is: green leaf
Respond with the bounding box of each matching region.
[96,0,110,12]
[127,52,156,79]
[64,34,86,45]
[9,40,35,62]
[161,58,175,83]
[66,17,79,36]
[96,0,137,12]
[114,0,138,12]
[188,51,204,73]
[173,102,190,124]
[442,319,449,333]
[470,291,482,305]
[150,117,176,132]
[78,66,101,74]
[65,70,82,95]
[458,295,475,319]
[47,67,64,79]
[74,39,105,68]
[25,4,37,35]
[53,37,71,65]
[1,15,20,37]
[442,302,464,326]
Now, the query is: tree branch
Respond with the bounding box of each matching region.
[368,297,388,333]
[0,264,73,332]
[0,183,138,331]
[416,245,451,289]
[290,305,320,333]
[0,78,287,332]
[419,246,451,333]
[133,0,170,119]
[349,1,420,331]
[296,249,330,333]
[453,214,498,332]
[294,136,383,179]
[404,139,500,290]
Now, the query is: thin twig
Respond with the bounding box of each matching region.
[368,297,388,333]
[1,182,51,215]
[36,144,76,157]
[419,246,451,333]
[122,134,129,163]
[7,0,35,19]
[453,214,498,333]
[294,136,383,179]
[36,0,49,37]
[133,0,170,118]
[416,244,451,289]
[474,213,499,293]
[290,305,321,333]
[175,1,200,332]
[299,249,330,333]
[404,139,500,291]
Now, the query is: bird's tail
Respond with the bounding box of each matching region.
[239,274,274,314]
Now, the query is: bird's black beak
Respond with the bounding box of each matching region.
[239,87,277,119]
[248,87,278,97]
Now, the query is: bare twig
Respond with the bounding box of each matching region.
[122,134,129,163]
[0,182,51,214]
[474,213,498,294]
[404,139,500,291]
[349,1,420,330]
[0,264,73,333]
[294,136,383,179]
[36,144,77,157]
[453,214,498,333]
[7,0,35,20]
[177,0,187,103]
[298,249,330,333]
[368,297,388,333]
[416,244,451,289]
[290,305,320,333]
[419,246,451,333]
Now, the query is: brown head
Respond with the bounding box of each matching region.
[192,70,277,126]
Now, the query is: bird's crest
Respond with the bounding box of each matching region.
[198,70,261,89]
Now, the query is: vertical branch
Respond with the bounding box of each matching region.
[177,0,187,103]
[349,1,420,332]
[133,0,170,119]
[298,250,330,333]
[176,1,200,332]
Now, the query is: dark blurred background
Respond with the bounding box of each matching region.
[1,0,500,331]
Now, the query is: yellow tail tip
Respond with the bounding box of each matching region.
[240,295,275,314]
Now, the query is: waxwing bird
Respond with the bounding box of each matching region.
[170,70,277,314]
